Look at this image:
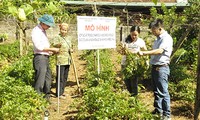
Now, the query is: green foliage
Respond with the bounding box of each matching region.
[0,54,48,119]
[0,41,48,119]
[0,76,48,120]
[78,50,154,119]
[84,50,116,88]
[169,78,195,102]
[180,37,198,65]
[170,63,191,83]
[152,0,158,5]
[20,4,33,16]
[169,48,196,103]
[5,53,34,85]
[0,33,8,42]
[122,53,150,80]
[78,80,153,120]
[183,0,200,23]
[8,6,18,17]
[148,4,187,33]
[0,0,70,23]
[0,41,19,62]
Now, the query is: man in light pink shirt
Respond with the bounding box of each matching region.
[31,14,59,100]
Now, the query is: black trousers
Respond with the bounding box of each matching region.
[124,76,138,96]
[33,55,52,96]
[56,65,70,96]
[121,65,138,96]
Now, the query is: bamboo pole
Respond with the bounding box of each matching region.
[70,53,81,94]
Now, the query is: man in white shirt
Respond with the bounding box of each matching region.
[31,14,59,100]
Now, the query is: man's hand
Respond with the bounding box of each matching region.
[49,51,53,55]
[52,48,60,54]
[138,51,144,56]
[55,43,62,48]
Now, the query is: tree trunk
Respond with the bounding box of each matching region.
[194,30,200,120]
[17,22,23,56]
[16,23,20,40]
[18,21,28,55]
[19,27,23,56]
[23,28,28,55]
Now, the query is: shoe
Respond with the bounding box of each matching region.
[43,94,51,104]
[59,95,66,99]
[162,115,171,120]
[131,93,138,97]
[151,109,162,114]
[151,109,162,118]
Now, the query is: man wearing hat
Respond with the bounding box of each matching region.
[31,14,59,100]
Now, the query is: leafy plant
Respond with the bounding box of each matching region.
[122,53,150,80]
[78,49,154,119]
[6,53,34,85]
[0,73,48,120]
[84,50,116,88]
[78,81,153,120]
[0,41,19,62]
[0,43,48,119]
[169,78,196,102]
[0,33,8,42]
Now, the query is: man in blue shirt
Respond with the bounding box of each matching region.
[138,19,173,120]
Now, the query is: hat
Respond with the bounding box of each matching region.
[38,14,55,27]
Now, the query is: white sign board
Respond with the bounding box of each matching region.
[77,16,116,50]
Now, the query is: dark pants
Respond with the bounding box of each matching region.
[121,65,138,96]
[124,76,138,96]
[56,65,70,96]
[33,55,52,96]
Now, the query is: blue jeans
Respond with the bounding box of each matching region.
[151,65,170,117]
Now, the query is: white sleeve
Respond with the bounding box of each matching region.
[31,29,45,51]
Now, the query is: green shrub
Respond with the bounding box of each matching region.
[78,82,153,120]
[122,53,150,80]
[0,52,48,119]
[6,53,34,85]
[169,78,195,102]
[78,49,154,120]
[0,76,48,120]
[0,41,19,62]
[0,33,8,42]
[84,50,116,88]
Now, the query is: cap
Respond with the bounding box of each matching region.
[38,14,55,27]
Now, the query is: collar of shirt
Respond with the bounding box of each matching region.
[157,31,167,40]
[59,34,66,39]
[37,24,46,34]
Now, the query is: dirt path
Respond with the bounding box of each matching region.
[47,50,85,120]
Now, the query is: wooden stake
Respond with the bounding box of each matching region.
[70,53,81,94]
